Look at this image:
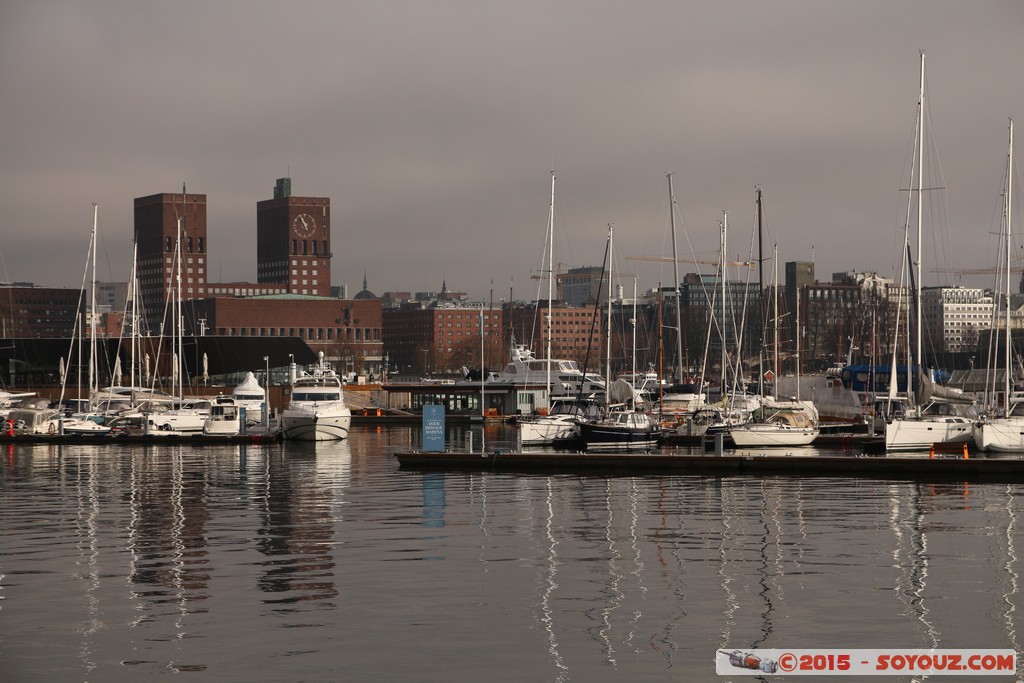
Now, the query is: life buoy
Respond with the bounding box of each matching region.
[3,419,13,436]
[48,422,57,434]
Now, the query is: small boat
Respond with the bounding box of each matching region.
[148,399,208,433]
[5,406,61,435]
[281,352,352,441]
[203,395,243,436]
[518,396,600,447]
[729,398,819,447]
[578,409,662,452]
[60,415,112,436]
[658,381,707,417]
[106,413,149,436]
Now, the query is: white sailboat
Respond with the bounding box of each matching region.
[884,52,974,451]
[58,205,111,435]
[147,216,205,433]
[659,173,707,418]
[518,173,591,445]
[974,118,1024,452]
[731,239,819,447]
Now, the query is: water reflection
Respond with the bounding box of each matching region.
[127,448,211,621]
[1,428,1023,682]
[256,441,349,605]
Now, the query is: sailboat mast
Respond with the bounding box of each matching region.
[606,224,614,409]
[129,241,138,392]
[1005,118,1014,417]
[720,213,728,394]
[914,50,925,386]
[176,215,184,402]
[631,277,637,384]
[89,204,98,409]
[773,243,779,392]
[757,188,765,396]
[667,173,684,383]
[545,171,555,411]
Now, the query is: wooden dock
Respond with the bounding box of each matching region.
[394,450,1024,482]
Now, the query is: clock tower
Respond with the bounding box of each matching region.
[256,178,332,296]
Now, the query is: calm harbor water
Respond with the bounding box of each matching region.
[1,424,1022,682]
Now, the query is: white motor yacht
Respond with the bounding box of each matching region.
[281,352,352,441]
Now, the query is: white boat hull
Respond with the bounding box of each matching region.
[974,417,1024,452]
[151,411,206,433]
[884,416,973,451]
[282,408,352,441]
[730,425,819,447]
[518,415,580,445]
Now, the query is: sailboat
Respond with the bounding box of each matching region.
[58,205,111,435]
[579,225,662,451]
[518,173,595,446]
[147,216,206,433]
[974,119,1024,452]
[658,173,707,418]
[884,52,974,451]
[730,237,819,447]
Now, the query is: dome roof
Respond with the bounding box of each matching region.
[354,270,377,299]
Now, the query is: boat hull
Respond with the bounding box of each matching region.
[281,410,352,441]
[518,415,580,445]
[730,425,819,447]
[884,417,973,451]
[579,423,660,452]
[974,417,1024,452]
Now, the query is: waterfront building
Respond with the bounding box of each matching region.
[383,300,504,376]
[922,286,994,354]
[0,284,81,338]
[185,294,383,380]
[134,191,208,333]
[256,177,332,297]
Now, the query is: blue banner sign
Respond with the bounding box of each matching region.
[422,405,445,452]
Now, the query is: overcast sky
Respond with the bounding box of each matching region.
[2,1,1023,302]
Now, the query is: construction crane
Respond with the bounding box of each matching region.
[932,261,1024,275]
[627,255,755,268]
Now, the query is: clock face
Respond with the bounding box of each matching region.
[293,213,316,237]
